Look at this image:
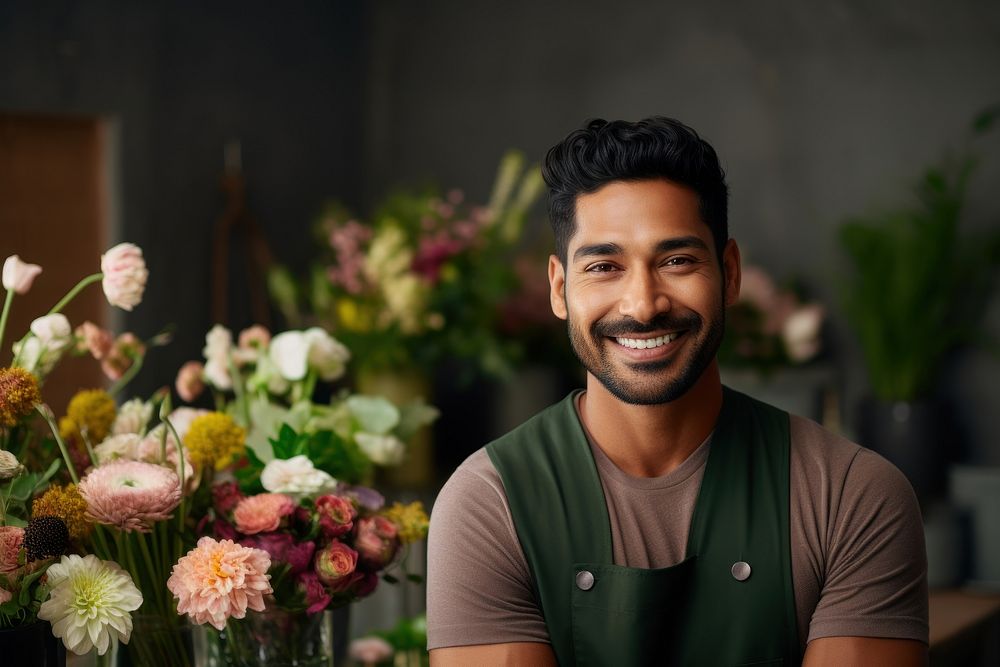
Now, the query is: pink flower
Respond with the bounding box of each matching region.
[74,322,113,359]
[314,541,358,591]
[100,243,147,311]
[315,495,356,538]
[232,325,271,365]
[100,333,145,381]
[354,516,400,569]
[175,361,205,402]
[233,493,295,535]
[212,481,244,515]
[2,255,42,295]
[297,571,331,615]
[78,460,182,532]
[0,526,24,573]
[241,532,293,560]
[349,636,394,665]
[351,571,379,599]
[0,586,11,604]
[168,536,272,631]
[285,541,316,575]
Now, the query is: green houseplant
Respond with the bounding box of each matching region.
[840,107,1000,498]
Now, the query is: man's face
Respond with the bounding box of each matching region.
[548,179,740,405]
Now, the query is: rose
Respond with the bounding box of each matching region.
[298,571,332,614]
[314,541,358,591]
[350,571,379,599]
[354,515,400,569]
[175,361,205,402]
[0,525,25,573]
[241,532,294,560]
[2,255,42,294]
[260,455,337,496]
[101,243,148,311]
[315,494,357,538]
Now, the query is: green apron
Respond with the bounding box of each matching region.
[487,387,799,666]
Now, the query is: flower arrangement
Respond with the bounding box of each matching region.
[269,151,547,380]
[718,265,825,373]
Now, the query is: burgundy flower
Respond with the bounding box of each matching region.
[285,541,316,575]
[351,571,379,599]
[212,481,244,515]
[213,519,238,541]
[298,571,331,615]
[315,495,356,538]
[354,516,400,569]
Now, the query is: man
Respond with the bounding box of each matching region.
[427,117,928,665]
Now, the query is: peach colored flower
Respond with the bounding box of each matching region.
[3,255,42,294]
[233,493,295,534]
[101,243,148,311]
[314,540,358,591]
[74,321,113,360]
[100,333,145,381]
[233,325,271,365]
[0,525,24,573]
[175,361,205,402]
[78,460,182,532]
[168,536,272,631]
[355,515,400,569]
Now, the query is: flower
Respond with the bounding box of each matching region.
[0,587,10,604]
[100,333,145,381]
[269,330,310,381]
[212,481,244,514]
[202,325,233,390]
[383,501,429,544]
[32,483,93,543]
[74,321,113,360]
[0,526,24,573]
[233,325,271,365]
[260,455,337,496]
[314,540,358,591]
[298,571,332,614]
[2,255,42,294]
[59,389,117,445]
[23,515,69,560]
[168,536,272,631]
[0,366,41,427]
[304,327,350,381]
[354,432,405,465]
[111,398,153,435]
[94,433,142,464]
[175,361,205,402]
[39,554,143,655]
[782,303,825,363]
[354,515,400,569]
[78,460,182,532]
[232,493,295,534]
[101,242,148,311]
[349,636,394,665]
[315,494,356,538]
[184,412,246,470]
[0,449,25,479]
[30,313,72,352]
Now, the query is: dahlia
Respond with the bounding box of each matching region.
[184,412,246,470]
[233,493,295,534]
[0,366,41,427]
[38,554,142,655]
[167,536,272,631]
[78,460,181,532]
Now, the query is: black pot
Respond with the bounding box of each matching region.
[857,398,953,502]
[0,621,65,667]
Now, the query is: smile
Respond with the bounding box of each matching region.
[614,333,681,349]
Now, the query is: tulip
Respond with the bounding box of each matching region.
[2,255,42,294]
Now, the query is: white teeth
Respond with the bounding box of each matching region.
[615,333,679,349]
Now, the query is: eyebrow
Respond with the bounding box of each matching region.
[572,236,710,262]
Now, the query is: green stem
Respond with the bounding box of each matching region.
[108,351,144,397]
[136,532,167,613]
[162,414,187,554]
[228,353,251,428]
[48,272,103,315]
[92,524,114,561]
[0,288,14,359]
[35,404,79,484]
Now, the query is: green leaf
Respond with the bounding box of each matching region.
[346,396,400,434]
[395,401,440,440]
[405,573,425,584]
[382,573,399,584]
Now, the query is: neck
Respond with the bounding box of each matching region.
[578,361,724,478]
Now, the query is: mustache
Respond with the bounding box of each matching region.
[591,312,701,338]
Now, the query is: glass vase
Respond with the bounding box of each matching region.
[223,607,334,667]
[110,615,197,667]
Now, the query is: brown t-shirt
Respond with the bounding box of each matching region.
[426,408,929,655]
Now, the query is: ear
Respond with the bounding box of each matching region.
[722,239,741,307]
[548,255,568,320]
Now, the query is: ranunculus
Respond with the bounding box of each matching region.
[354,516,400,569]
[74,321,113,359]
[298,571,331,615]
[175,361,205,402]
[111,398,153,436]
[260,455,337,496]
[100,333,145,381]
[101,243,148,311]
[314,540,358,591]
[0,525,24,573]
[0,449,25,479]
[315,494,356,538]
[303,327,350,381]
[233,325,271,366]
[354,432,406,466]
[2,255,42,294]
[202,325,233,390]
[30,314,72,354]
[165,407,209,440]
[212,481,244,514]
[233,493,295,534]
[78,460,182,532]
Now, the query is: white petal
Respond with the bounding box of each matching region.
[269,331,309,381]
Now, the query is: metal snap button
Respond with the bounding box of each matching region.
[575,570,595,591]
[731,561,751,581]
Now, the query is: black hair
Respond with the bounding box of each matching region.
[542,116,729,264]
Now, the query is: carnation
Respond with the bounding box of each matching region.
[101,242,148,311]
[38,554,142,655]
[74,321,113,360]
[233,493,295,534]
[168,537,272,631]
[78,460,182,532]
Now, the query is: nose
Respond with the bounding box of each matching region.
[618,269,670,324]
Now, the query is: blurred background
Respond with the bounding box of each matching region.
[2,0,999,662]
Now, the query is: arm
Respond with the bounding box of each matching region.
[430,642,558,667]
[803,637,927,666]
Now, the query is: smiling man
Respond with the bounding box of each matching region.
[427,117,928,666]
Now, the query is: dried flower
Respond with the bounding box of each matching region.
[232,493,295,534]
[59,389,117,445]
[260,455,337,496]
[101,243,148,311]
[175,361,205,402]
[39,554,142,655]
[0,525,24,573]
[0,449,25,479]
[314,540,358,591]
[0,366,41,427]
[2,255,42,294]
[32,483,93,543]
[23,515,69,560]
[168,536,272,631]
[383,501,429,544]
[184,412,245,471]
[78,460,182,532]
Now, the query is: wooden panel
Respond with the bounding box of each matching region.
[0,113,108,416]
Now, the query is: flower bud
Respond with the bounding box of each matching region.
[2,255,42,294]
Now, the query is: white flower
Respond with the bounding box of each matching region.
[94,433,142,464]
[112,398,153,435]
[269,330,309,381]
[248,354,290,395]
[30,314,72,353]
[303,327,350,381]
[101,243,148,311]
[260,455,337,495]
[202,325,233,390]
[2,255,42,294]
[354,432,406,466]
[12,336,43,373]
[782,304,825,363]
[0,449,25,479]
[38,554,143,656]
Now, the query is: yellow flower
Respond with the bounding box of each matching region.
[32,483,93,542]
[336,299,371,333]
[383,501,429,545]
[59,389,116,444]
[0,366,41,427]
[184,412,246,470]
